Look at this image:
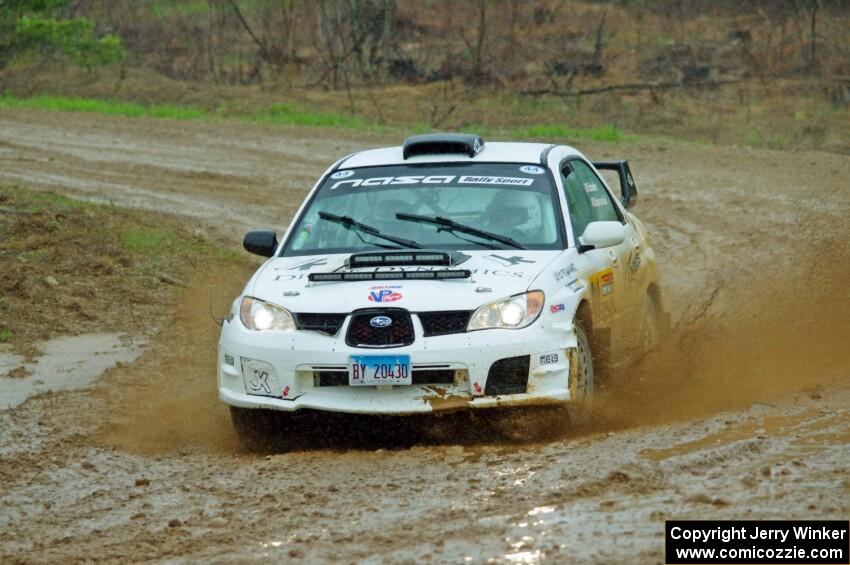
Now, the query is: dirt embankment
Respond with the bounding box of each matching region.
[0,186,247,357]
[0,109,848,563]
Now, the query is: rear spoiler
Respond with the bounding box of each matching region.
[592,160,638,209]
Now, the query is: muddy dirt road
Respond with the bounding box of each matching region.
[1,109,849,563]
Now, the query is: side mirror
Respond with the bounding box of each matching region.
[579,221,626,251]
[592,160,638,209]
[243,230,278,257]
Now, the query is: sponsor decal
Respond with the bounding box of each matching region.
[589,268,615,299]
[473,382,482,394]
[282,385,290,397]
[368,289,403,302]
[486,254,535,267]
[601,271,614,295]
[330,170,354,179]
[369,315,393,328]
[567,280,585,293]
[331,175,456,189]
[520,165,545,175]
[590,196,609,208]
[583,182,599,193]
[549,304,565,314]
[539,353,559,365]
[331,174,536,190]
[276,258,328,271]
[247,369,271,394]
[458,175,534,186]
[554,263,578,286]
[628,248,642,273]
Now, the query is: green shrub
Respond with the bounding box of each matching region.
[2,2,125,69]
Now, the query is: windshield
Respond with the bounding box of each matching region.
[281,163,564,256]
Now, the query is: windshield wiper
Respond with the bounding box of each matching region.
[395,213,525,250]
[319,212,422,249]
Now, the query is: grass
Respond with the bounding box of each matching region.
[0,92,632,143]
[0,93,207,120]
[0,328,12,343]
[28,191,89,210]
[150,0,209,18]
[450,122,629,143]
[19,249,47,261]
[511,124,627,142]
[120,226,240,262]
[120,227,181,254]
[250,103,371,129]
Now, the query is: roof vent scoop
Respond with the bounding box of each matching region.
[402,133,484,159]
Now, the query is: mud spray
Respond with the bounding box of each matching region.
[99,232,850,454]
[586,237,850,434]
[98,263,252,454]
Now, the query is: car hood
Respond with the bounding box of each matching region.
[249,250,563,313]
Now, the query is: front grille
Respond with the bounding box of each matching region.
[485,355,530,396]
[314,368,455,387]
[345,308,415,348]
[295,313,347,335]
[411,369,455,385]
[314,370,348,386]
[418,311,472,337]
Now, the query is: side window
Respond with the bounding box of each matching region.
[561,160,621,238]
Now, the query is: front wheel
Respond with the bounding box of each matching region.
[569,320,596,402]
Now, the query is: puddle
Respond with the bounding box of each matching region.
[639,411,818,462]
[0,333,144,410]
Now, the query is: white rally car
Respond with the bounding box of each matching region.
[219,133,666,440]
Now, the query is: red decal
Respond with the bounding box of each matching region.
[282,386,290,397]
[369,289,403,302]
[473,382,482,393]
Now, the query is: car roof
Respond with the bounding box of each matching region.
[339,141,581,169]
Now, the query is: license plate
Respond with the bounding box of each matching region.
[349,355,411,386]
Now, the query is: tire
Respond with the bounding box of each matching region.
[229,406,279,449]
[637,292,661,356]
[569,320,596,402]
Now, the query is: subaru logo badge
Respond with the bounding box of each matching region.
[370,315,392,328]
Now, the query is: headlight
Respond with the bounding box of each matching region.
[239,297,296,331]
[467,290,544,331]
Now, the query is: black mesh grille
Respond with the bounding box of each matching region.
[418,311,472,337]
[345,309,415,348]
[411,369,455,384]
[314,370,348,386]
[295,313,347,335]
[485,355,530,396]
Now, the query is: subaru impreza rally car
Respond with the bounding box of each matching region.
[219,133,666,439]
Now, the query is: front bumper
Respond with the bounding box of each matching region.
[218,313,577,415]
